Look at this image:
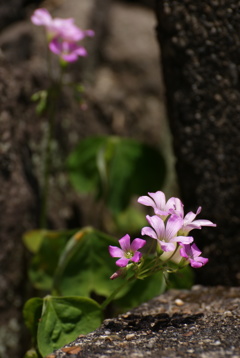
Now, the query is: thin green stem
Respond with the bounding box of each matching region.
[39,62,65,228]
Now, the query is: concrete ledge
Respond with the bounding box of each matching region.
[48,286,240,358]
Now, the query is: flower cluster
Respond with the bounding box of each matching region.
[109,191,216,279]
[31,8,94,62]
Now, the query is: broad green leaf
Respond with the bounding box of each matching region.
[37,296,102,357]
[53,228,126,298]
[67,136,166,214]
[113,205,147,234]
[115,269,166,311]
[168,265,195,289]
[67,137,106,193]
[29,230,76,291]
[23,230,48,253]
[23,297,43,345]
[107,137,166,213]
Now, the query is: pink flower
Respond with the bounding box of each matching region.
[109,234,146,267]
[49,38,87,62]
[180,243,208,268]
[31,8,52,27]
[142,215,193,252]
[180,207,217,235]
[31,8,94,62]
[138,191,183,219]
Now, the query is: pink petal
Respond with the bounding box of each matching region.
[180,245,191,259]
[108,246,124,258]
[191,243,202,257]
[141,226,158,239]
[31,8,52,26]
[154,208,170,216]
[146,215,165,239]
[166,197,184,217]
[131,238,146,251]
[148,191,166,209]
[159,240,176,252]
[85,29,95,37]
[190,257,208,268]
[61,53,79,62]
[49,39,61,54]
[184,211,198,224]
[165,215,183,240]
[119,234,131,251]
[191,219,216,228]
[74,46,87,56]
[116,258,129,267]
[131,251,142,263]
[172,235,194,244]
[137,195,155,207]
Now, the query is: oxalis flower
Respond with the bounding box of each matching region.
[142,214,193,252]
[138,191,183,219]
[109,234,146,267]
[179,206,217,235]
[31,8,94,62]
[180,243,208,268]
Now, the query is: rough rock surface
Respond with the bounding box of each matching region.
[49,286,240,358]
[156,0,240,286]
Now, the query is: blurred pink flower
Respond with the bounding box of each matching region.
[31,8,94,62]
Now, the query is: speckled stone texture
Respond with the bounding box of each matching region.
[155,0,240,285]
[48,286,240,358]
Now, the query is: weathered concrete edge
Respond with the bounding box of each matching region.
[47,285,240,358]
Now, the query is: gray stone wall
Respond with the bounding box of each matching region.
[156,0,240,285]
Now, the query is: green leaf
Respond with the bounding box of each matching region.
[67,136,166,214]
[23,348,39,358]
[53,228,125,298]
[115,269,166,311]
[107,137,166,213]
[31,90,48,115]
[23,297,43,345]
[67,137,106,193]
[29,230,76,291]
[168,266,195,289]
[113,205,147,234]
[37,296,102,357]
[23,230,48,253]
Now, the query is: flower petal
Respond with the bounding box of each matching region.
[184,211,198,224]
[49,39,61,54]
[189,257,208,268]
[159,240,176,252]
[148,191,166,209]
[131,251,142,263]
[119,234,131,252]
[141,226,158,239]
[131,238,146,251]
[108,246,124,258]
[172,235,194,244]
[31,8,52,26]
[137,195,155,207]
[165,215,183,240]
[191,219,216,228]
[166,197,184,217]
[146,215,165,239]
[116,258,129,267]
